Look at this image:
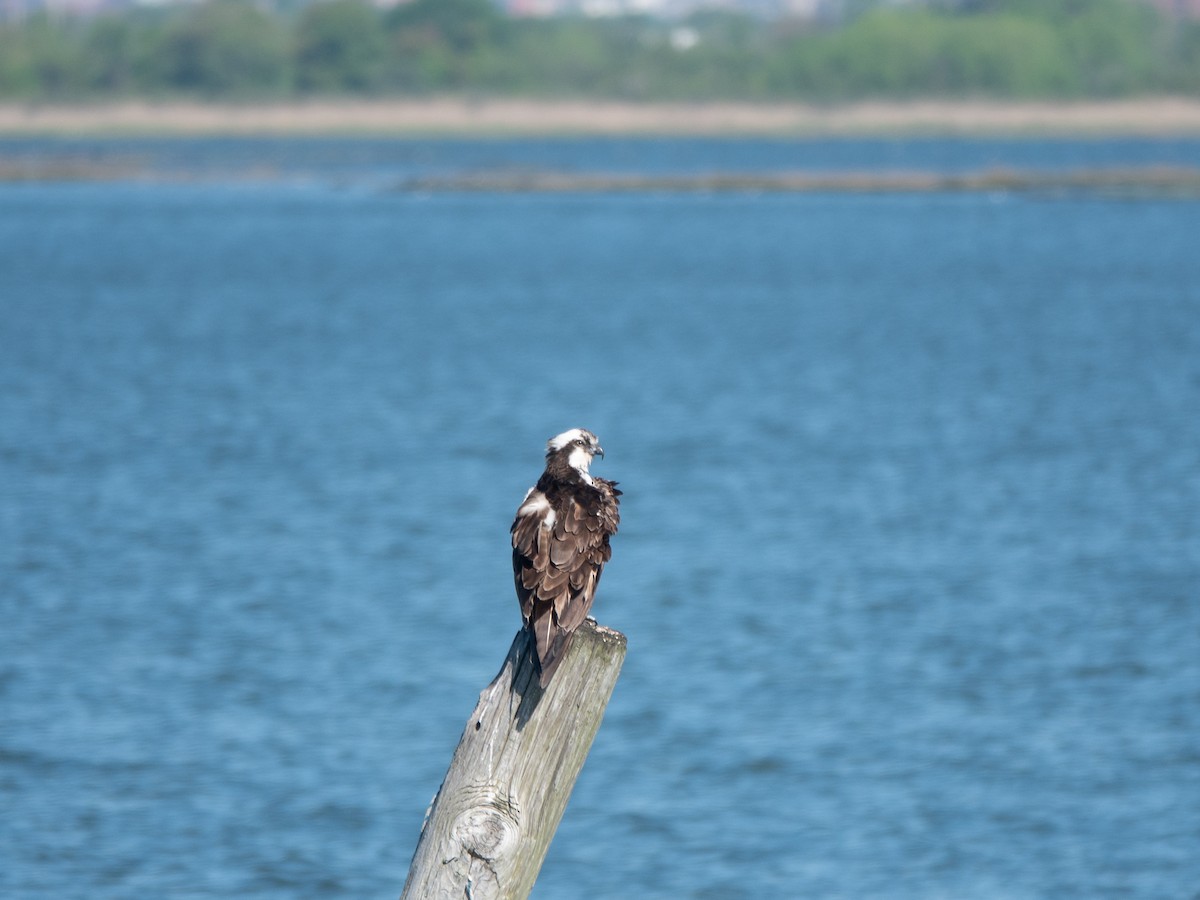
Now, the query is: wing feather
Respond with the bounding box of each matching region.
[511,480,620,686]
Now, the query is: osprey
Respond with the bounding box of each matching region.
[511,428,621,687]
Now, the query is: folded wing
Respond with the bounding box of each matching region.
[511,480,619,686]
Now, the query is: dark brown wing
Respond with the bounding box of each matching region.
[511,479,619,686]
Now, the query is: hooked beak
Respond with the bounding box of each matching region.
[593,445,605,459]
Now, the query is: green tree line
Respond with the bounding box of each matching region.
[2,0,1199,100]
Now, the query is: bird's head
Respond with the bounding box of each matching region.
[546,428,604,481]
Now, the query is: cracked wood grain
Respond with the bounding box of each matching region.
[401,620,627,900]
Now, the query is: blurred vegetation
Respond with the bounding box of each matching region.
[1,0,1198,100]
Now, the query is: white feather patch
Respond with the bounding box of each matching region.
[518,490,557,530]
[567,446,595,485]
[518,490,549,518]
[548,428,588,452]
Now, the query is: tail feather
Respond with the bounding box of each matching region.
[530,624,574,687]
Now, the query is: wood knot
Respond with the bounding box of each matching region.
[450,796,521,862]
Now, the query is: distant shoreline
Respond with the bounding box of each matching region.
[4,98,1200,137]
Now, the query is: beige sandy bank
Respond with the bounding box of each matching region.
[4,98,1200,137]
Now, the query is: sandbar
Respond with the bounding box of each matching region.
[4,98,1200,137]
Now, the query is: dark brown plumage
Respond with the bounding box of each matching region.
[511,428,621,687]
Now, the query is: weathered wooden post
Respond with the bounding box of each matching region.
[401,619,626,900]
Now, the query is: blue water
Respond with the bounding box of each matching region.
[2,139,1199,899]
